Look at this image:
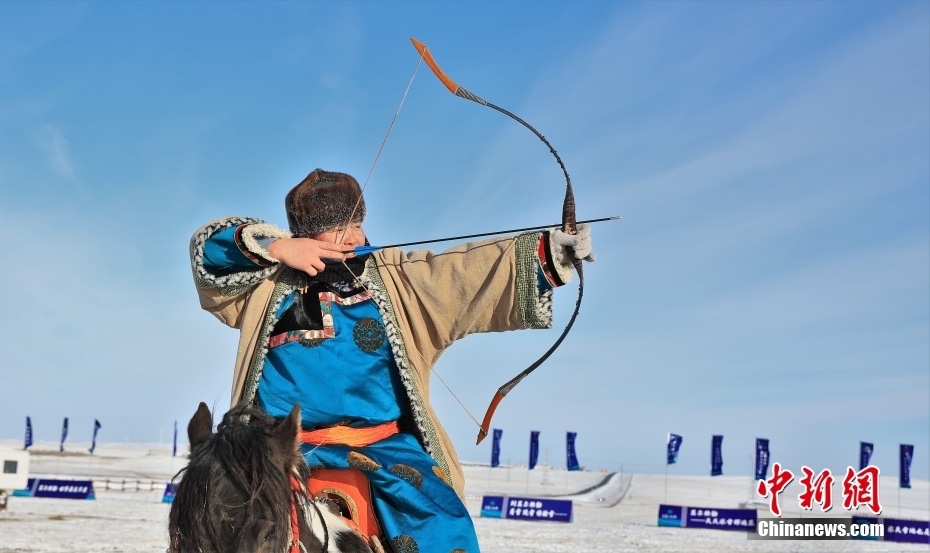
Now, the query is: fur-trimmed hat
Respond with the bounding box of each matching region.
[285,169,366,236]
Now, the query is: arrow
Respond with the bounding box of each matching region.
[350,216,620,256]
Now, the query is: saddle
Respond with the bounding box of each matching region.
[309,468,380,543]
[301,421,399,553]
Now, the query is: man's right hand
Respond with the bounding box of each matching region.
[267,238,352,276]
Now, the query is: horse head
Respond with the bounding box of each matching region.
[168,402,371,553]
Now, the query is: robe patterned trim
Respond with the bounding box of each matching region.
[516,232,555,329]
[241,267,302,408]
[361,260,446,476]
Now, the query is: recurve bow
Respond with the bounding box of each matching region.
[410,38,585,445]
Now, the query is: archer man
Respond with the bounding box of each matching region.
[189,168,595,552]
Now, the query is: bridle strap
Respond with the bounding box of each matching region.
[289,492,302,553]
[290,475,329,553]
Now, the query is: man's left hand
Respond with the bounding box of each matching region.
[551,223,595,264]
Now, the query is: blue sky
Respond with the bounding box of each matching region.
[1,1,927,484]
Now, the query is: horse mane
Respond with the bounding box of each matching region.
[168,404,309,552]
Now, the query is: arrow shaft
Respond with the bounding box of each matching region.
[353,216,619,255]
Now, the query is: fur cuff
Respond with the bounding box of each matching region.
[239,223,292,265]
[546,228,574,285]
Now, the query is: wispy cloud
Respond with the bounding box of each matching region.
[30,123,76,178]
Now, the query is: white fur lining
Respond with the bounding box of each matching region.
[546,227,574,285]
[240,223,292,264]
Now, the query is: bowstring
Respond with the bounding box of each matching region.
[337,53,422,245]
[334,50,484,432]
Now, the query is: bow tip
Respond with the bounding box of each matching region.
[475,427,489,445]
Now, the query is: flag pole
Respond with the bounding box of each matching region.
[664,462,669,503]
[664,433,669,503]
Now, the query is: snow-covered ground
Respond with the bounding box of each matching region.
[1,441,927,552]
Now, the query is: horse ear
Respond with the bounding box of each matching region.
[187,402,214,454]
[270,403,302,466]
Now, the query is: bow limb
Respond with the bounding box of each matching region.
[410,38,585,444]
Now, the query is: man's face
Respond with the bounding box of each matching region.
[312,223,366,248]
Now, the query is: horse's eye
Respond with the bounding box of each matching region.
[262,529,275,542]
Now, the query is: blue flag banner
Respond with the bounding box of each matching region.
[480,495,573,522]
[491,428,502,468]
[22,478,95,500]
[754,438,770,481]
[658,504,685,527]
[667,433,683,465]
[900,444,914,489]
[860,441,874,471]
[566,432,580,471]
[24,416,33,450]
[881,517,930,545]
[480,495,505,518]
[711,435,723,476]
[162,483,177,504]
[89,420,102,454]
[505,496,573,523]
[529,431,540,470]
[173,420,178,457]
[59,417,69,453]
[853,516,930,545]
[658,504,756,532]
[685,506,757,531]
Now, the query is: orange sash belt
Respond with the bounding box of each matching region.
[299,420,399,448]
